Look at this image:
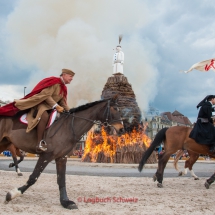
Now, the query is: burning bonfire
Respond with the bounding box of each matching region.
[82,125,156,164]
[81,73,158,164]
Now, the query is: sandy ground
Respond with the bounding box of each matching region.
[0,170,215,215]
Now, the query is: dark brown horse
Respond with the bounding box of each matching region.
[173,149,199,180]
[138,126,215,189]
[0,144,25,176]
[0,97,124,209]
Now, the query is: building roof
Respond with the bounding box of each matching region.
[172,110,184,116]
[161,110,192,126]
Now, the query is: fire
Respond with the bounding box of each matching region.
[82,125,151,163]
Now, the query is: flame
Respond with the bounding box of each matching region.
[82,125,151,163]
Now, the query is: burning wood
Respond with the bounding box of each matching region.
[82,126,157,164]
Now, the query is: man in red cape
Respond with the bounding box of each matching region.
[0,68,75,152]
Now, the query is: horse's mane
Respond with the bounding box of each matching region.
[69,99,108,113]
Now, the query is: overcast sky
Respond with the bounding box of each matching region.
[1,0,215,123]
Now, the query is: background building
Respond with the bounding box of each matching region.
[143,106,193,140]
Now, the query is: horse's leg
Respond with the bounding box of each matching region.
[154,152,172,188]
[173,150,186,176]
[190,169,199,180]
[205,173,215,189]
[185,150,199,180]
[55,156,78,209]
[16,149,25,165]
[8,145,17,167]
[179,165,199,180]
[13,149,25,176]
[8,145,23,176]
[9,153,24,166]
[5,153,53,202]
[178,167,188,177]
[179,158,199,180]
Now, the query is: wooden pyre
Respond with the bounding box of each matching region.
[82,74,157,164]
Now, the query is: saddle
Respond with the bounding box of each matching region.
[20,110,58,129]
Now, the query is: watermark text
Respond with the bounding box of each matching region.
[77,196,138,204]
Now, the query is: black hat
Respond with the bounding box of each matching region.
[207,95,215,101]
[196,95,215,109]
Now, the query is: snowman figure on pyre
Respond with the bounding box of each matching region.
[112,35,124,75]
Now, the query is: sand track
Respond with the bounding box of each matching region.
[0,170,214,215]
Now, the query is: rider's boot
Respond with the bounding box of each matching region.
[36,111,49,153]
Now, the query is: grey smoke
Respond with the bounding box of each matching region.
[5,0,158,111]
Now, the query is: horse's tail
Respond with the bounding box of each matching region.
[138,127,168,172]
[173,150,184,171]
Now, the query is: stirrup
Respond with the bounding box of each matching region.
[38,140,47,152]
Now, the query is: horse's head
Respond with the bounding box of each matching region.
[67,95,125,137]
[101,95,125,136]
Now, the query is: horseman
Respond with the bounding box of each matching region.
[0,69,75,152]
[189,95,215,153]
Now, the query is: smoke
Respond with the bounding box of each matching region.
[5,0,158,110]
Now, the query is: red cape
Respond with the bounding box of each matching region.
[0,77,67,116]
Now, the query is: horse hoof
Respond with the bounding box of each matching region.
[205,181,210,189]
[194,177,199,180]
[5,188,22,202]
[18,173,23,176]
[157,183,163,188]
[178,171,183,176]
[153,174,157,182]
[67,203,78,210]
[62,200,78,210]
[5,192,12,202]
[9,163,14,168]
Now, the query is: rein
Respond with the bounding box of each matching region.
[49,100,122,140]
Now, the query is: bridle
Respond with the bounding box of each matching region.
[49,99,123,140]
